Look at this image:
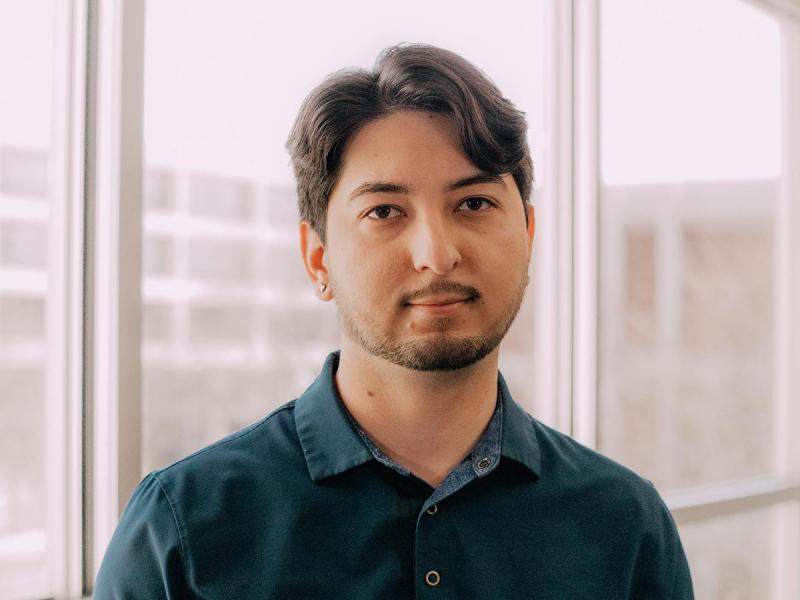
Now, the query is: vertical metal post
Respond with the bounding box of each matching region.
[572,0,600,447]
[537,0,575,433]
[47,0,88,596]
[772,12,800,600]
[86,0,145,589]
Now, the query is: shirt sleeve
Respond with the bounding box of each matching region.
[631,481,695,600]
[93,472,190,599]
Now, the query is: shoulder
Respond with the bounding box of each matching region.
[149,399,304,504]
[529,417,670,524]
[526,418,692,596]
[155,399,299,474]
[95,471,190,595]
[95,401,305,594]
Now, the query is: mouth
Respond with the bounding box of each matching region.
[407,298,473,314]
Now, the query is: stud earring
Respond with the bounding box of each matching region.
[319,282,327,293]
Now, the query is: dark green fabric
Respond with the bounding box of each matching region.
[94,350,694,599]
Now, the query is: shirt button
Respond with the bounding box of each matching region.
[476,456,491,469]
[426,504,438,515]
[425,570,441,586]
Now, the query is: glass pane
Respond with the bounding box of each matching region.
[142,0,547,473]
[680,502,800,599]
[597,0,784,492]
[0,1,56,597]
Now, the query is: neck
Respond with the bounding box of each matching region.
[334,337,500,488]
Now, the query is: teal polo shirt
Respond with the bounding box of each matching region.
[94,350,694,599]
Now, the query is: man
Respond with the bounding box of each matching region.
[95,43,694,598]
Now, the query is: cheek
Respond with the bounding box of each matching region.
[479,232,525,267]
[477,239,528,290]
[340,246,400,296]
[366,261,405,296]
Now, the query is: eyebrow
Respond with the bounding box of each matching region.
[347,172,506,203]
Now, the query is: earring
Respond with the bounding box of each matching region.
[319,282,327,293]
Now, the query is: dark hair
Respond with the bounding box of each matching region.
[286,43,534,245]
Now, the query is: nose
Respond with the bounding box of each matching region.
[409,212,462,275]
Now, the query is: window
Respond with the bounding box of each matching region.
[597,0,800,596]
[0,1,69,598]
[2,1,799,597]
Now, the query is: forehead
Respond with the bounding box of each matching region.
[336,111,477,182]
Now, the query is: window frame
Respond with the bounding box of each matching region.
[37,0,800,595]
[79,0,145,595]
[564,0,800,510]
[42,0,89,596]
[571,1,800,597]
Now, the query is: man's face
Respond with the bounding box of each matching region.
[301,110,535,372]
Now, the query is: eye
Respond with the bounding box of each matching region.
[365,205,403,220]
[457,197,494,212]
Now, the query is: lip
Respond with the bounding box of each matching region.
[408,298,471,314]
[410,295,471,306]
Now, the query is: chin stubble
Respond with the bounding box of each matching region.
[334,271,530,372]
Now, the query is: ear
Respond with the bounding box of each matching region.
[299,220,331,300]
[525,203,536,257]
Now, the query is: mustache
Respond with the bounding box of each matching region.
[402,281,479,305]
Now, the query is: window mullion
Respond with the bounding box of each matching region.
[776,1,800,499]
[571,0,600,448]
[773,14,800,600]
[86,0,145,590]
[47,0,89,597]
[535,0,574,434]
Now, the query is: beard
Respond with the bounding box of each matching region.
[330,268,530,372]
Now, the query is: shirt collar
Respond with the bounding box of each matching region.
[294,350,541,483]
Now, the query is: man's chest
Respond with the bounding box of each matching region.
[176,478,638,599]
